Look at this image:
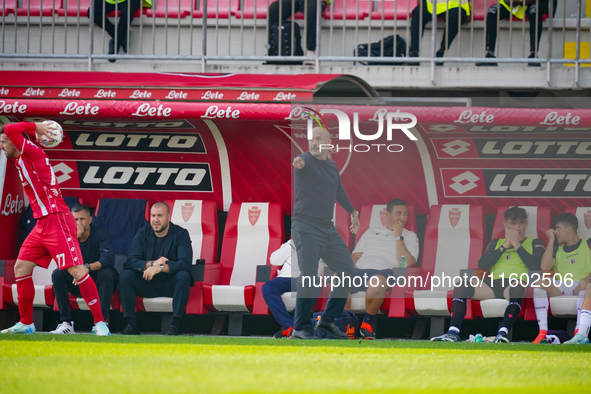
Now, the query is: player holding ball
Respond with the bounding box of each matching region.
[0,121,110,336]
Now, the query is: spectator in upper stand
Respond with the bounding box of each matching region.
[119,201,193,335]
[90,0,152,62]
[476,0,558,67]
[408,0,471,65]
[267,0,328,65]
[346,199,419,340]
[431,206,545,343]
[50,204,117,334]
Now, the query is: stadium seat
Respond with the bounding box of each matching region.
[193,0,238,18]
[0,0,17,16]
[203,202,283,334]
[234,0,269,19]
[135,200,218,316]
[93,198,150,256]
[566,207,591,240]
[16,0,62,16]
[370,0,418,20]
[474,205,551,321]
[57,0,90,16]
[145,0,194,18]
[323,0,370,20]
[403,205,485,335]
[471,0,492,21]
[347,203,417,314]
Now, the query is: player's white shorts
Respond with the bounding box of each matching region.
[554,278,580,296]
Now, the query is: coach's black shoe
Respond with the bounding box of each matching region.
[165,324,180,336]
[528,53,541,67]
[289,328,315,339]
[315,319,349,339]
[121,324,140,335]
[476,53,498,67]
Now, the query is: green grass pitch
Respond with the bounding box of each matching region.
[1,335,590,393]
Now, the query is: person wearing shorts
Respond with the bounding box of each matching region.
[0,122,109,336]
[431,206,544,343]
[347,199,419,339]
[533,213,591,343]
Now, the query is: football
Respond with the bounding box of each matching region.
[38,120,64,148]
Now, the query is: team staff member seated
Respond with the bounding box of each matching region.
[431,206,545,343]
[346,199,419,339]
[119,202,193,336]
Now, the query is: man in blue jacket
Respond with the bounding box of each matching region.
[51,204,117,334]
[119,201,193,335]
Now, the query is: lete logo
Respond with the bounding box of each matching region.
[1,193,25,216]
[248,206,261,226]
[181,202,195,223]
[449,208,462,228]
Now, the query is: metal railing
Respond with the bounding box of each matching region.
[1,0,590,81]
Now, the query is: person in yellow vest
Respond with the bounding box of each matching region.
[533,213,591,344]
[408,0,471,65]
[476,0,557,66]
[89,0,152,62]
[431,206,545,343]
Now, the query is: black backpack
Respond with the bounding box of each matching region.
[354,35,407,65]
[266,21,304,65]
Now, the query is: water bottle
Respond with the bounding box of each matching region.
[399,255,407,268]
[475,333,483,343]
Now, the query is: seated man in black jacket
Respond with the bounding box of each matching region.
[51,204,117,334]
[119,201,193,336]
[431,206,545,343]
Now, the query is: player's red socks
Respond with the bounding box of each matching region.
[15,275,34,325]
[77,274,104,324]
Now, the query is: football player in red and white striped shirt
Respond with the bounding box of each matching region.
[0,122,110,336]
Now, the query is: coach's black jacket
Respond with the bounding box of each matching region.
[126,222,194,286]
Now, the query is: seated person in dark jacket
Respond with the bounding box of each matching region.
[51,204,117,334]
[119,201,193,336]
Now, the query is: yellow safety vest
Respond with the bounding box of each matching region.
[489,238,533,279]
[555,239,591,282]
[105,0,152,8]
[426,0,471,17]
[500,0,525,20]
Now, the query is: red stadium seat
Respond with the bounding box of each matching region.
[57,0,90,17]
[0,0,18,15]
[402,205,485,334]
[17,0,62,16]
[475,205,551,321]
[145,0,194,18]
[323,0,370,20]
[234,0,269,19]
[370,0,418,20]
[347,203,417,315]
[203,203,283,334]
[566,206,591,240]
[193,0,238,18]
